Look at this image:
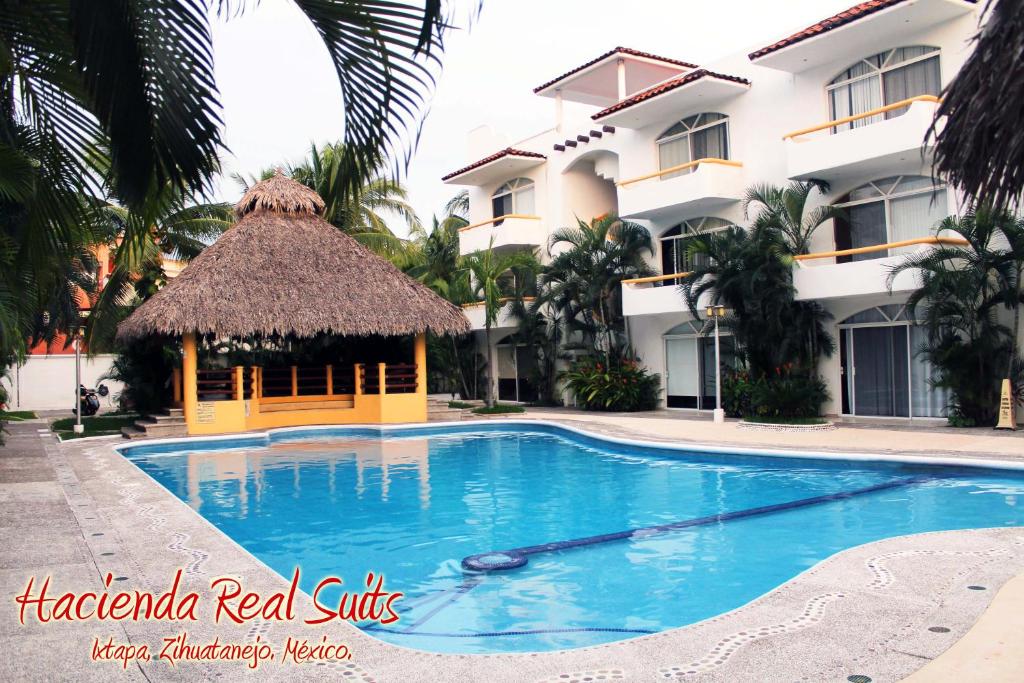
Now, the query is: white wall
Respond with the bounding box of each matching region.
[2,355,124,412]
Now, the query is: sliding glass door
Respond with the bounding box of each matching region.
[665,334,736,409]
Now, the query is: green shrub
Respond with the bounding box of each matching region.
[749,365,829,419]
[471,403,526,415]
[104,336,179,414]
[721,370,754,418]
[448,401,474,409]
[559,356,661,412]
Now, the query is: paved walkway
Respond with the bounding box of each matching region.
[1,415,1023,681]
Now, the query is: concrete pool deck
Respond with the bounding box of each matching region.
[2,415,1023,681]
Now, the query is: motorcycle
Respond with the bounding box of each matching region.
[73,383,108,417]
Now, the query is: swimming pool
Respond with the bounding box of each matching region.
[121,422,1024,654]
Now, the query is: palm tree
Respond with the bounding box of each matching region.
[887,206,1024,423]
[0,2,455,211]
[742,181,841,255]
[462,243,539,407]
[85,190,232,350]
[681,222,834,379]
[931,0,1024,212]
[541,214,654,361]
[240,142,422,262]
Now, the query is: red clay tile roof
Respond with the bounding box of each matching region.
[748,0,978,61]
[591,70,751,120]
[534,47,698,94]
[441,148,546,182]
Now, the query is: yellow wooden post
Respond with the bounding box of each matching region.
[354,364,363,396]
[291,365,298,397]
[182,333,198,430]
[378,363,387,396]
[414,332,426,395]
[250,367,259,403]
[172,368,182,405]
[234,366,244,401]
[326,365,333,396]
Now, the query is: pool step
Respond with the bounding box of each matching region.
[121,409,188,439]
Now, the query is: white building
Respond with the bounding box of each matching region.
[442,0,1021,421]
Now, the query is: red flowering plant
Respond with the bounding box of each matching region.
[559,354,661,411]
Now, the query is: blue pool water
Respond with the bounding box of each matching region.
[123,424,1024,653]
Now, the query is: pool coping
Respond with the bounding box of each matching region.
[40,420,1024,681]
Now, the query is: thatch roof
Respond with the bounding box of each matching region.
[118,172,470,341]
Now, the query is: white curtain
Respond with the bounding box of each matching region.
[883,54,940,117]
[658,136,691,179]
[692,122,728,161]
[514,185,535,214]
[890,189,947,254]
[830,75,883,132]
[666,338,699,397]
[910,326,950,417]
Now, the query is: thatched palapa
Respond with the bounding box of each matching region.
[118,171,470,341]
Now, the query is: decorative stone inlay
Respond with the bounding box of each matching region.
[168,531,209,576]
[658,593,845,678]
[737,421,836,432]
[865,538,1024,590]
[538,668,625,682]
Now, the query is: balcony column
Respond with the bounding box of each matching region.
[616,58,626,100]
[182,333,198,430]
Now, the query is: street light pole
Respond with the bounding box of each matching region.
[73,331,84,434]
[706,305,726,424]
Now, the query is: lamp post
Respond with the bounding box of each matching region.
[706,305,726,424]
[73,329,84,434]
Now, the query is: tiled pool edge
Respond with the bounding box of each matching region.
[48,424,1024,681]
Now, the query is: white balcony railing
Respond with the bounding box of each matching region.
[617,158,744,221]
[460,297,535,330]
[792,235,968,301]
[458,214,545,256]
[783,96,941,182]
[621,273,693,317]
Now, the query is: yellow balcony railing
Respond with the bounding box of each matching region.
[782,95,940,141]
[458,214,542,232]
[617,158,741,187]
[621,272,692,286]
[460,296,537,309]
[794,235,969,262]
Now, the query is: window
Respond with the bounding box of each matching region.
[827,46,940,133]
[491,178,535,225]
[833,176,948,262]
[660,217,732,281]
[838,305,949,418]
[656,113,729,179]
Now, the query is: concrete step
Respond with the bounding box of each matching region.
[428,410,464,422]
[146,413,186,424]
[120,425,147,439]
[161,408,184,417]
[131,419,188,437]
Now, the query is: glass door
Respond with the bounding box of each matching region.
[848,326,910,417]
[665,338,700,408]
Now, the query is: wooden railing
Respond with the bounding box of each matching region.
[196,368,246,402]
[793,236,969,262]
[257,365,357,402]
[621,272,693,286]
[359,363,419,395]
[782,95,940,141]
[458,214,542,232]
[617,158,742,187]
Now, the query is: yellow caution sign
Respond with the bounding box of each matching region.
[995,378,1017,430]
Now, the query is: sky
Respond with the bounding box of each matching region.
[210,0,863,235]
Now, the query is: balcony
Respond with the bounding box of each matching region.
[621,273,692,317]
[792,235,967,301]
[461,297,535,331]
[617,159,744,221]
[783,96,940,183]
[458,215,545,256]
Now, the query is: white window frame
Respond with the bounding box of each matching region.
[825,46,941,132]
[832,176,949,255]
[659,217,733,277]
[491,178,535,220]
[656,114,730,179]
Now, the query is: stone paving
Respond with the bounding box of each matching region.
[1,416,1023,682]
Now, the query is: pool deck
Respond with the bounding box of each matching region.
[2,414,1023,681]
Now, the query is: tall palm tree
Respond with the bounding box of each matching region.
[887,206,1024,423]
[462,243,538,407]
[541,214,654,360]
[742,181,841,255]
[681,222,834,378]
[931,0,1024,212]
